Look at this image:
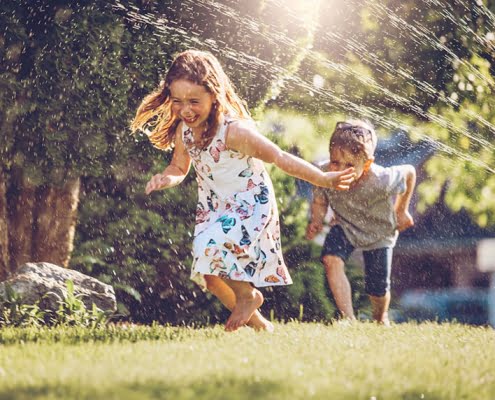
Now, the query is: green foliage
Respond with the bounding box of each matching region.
[71,141,217,325]
[0,285,46,328]
[0,281,108,328]
[1,0,334,323]
[270,0,495,226]
[51,280,109,328]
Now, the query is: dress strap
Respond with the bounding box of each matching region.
[218,115,236,145]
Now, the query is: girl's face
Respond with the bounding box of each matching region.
[169,79,215,131]
[329,148,372,184]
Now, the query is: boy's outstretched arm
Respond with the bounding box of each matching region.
[226,121,355,190]
[145,124,192,195]
[394,164,416,232]
[306,191,329,240]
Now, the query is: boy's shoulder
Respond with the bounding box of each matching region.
[366,163,409,194]
[316,159,331,173]
[367,163,396,181]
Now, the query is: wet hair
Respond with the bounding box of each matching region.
[131,49,250,150]
[329,119,377,159]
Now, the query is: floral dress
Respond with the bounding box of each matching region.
[182,117,292,289]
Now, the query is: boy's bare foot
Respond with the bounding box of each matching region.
[225,289,263,332]
[247,310,274,332]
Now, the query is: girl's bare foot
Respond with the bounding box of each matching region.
[225,289,263,332]
[247,310,274,332]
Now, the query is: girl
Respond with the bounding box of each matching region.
[132,50,355,332]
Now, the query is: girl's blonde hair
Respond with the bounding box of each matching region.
[131,49,251,150]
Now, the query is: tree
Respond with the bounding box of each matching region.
[1,0,325,322]
[268,0,495,226]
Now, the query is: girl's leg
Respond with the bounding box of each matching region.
[203,275,273,331]
[222,279,264,332]
[322,255,356,320]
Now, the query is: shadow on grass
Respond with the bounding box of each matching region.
[0,381,450,400]
[0,379,289,400]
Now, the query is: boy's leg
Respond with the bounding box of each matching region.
[363,248,393,325]
[323,255,356,320]
[204,275,273,331]
[369,292,391,325]
[321,225,356,320]
[222,279,264,332]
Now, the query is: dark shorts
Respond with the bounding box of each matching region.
[321,225,392,297]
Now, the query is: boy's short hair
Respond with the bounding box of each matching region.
[330,120,377,159]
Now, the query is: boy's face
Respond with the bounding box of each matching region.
[329,148,373,185]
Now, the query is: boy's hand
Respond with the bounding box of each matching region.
[395,209,414,232]
[145,173,171,195]
[321,168,355,190]
[306,221,323,240]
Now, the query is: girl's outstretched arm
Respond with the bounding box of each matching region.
[145,123,192,195]
[226,121,355,189]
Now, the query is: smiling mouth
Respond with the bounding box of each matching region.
[183,116,199,124]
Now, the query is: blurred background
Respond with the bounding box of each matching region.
[1,0,495,325]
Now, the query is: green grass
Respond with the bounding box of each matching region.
[1,322,494,400]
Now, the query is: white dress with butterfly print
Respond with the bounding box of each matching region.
[182,116,292,289]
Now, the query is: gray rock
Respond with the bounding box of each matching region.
[0,262,116,312]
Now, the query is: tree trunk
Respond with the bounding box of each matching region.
[0,169,9,280]
[8,168,35,273]
[32,177,81,267]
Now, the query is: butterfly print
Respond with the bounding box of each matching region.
[276,266,288,283]
[184,118,291,288]
[207,190,219,212]
[238,168,253,178]
[223,242,249,259]
[209,139,226,163]
[200,164,213,180]
[205,238,219,257]
[230,152,245,160]
[254,183,269,204]
[210,257,226,272]
[183,128,202,158]
[196,203,210,224]
[255,213,269,232]
[254,244,260,259]
[216,215,236,234]
[264,275,280,283]
[246,179,256,190]
[239,225,251,246]
[229,263,245,279]
[235,199,254,221]
[238,157,254,177]
[244,261,256,277]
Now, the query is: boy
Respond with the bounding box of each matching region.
[306,120,416,325]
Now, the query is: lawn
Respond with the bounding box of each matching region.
[1,322,494,400]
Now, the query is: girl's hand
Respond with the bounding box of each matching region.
[145,173,171,195]
[306,221,323,240]
[321,168,355,190]
[395,209,414,232]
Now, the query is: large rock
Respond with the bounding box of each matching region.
[0,262,116,312]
